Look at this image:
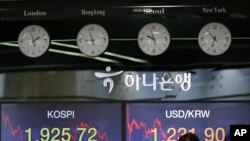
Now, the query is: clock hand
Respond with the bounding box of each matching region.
[212,37,215,47]
[88,30,95,46]
[33,37,40,42]
[147,35,155,41]
[149,28,156,45]
[32,37,41,48]
[208,32,216,39]
[214,36,219,44]
[30,32,36,47]
[211,36,219,47]
[208,32,217,47]
[30,32,34,41]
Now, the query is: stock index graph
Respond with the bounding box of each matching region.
[126,103,250,141]
[1,103,122,141]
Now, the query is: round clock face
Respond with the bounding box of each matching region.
[198,22,232,56]
[18,25,50,58]
[77,24,109,57]
[138,23,171,56]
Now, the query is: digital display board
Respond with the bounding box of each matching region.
[1,103,122,141]
[126,103,250,141]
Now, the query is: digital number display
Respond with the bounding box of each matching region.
[150,127,226,141]
[1,103,122,141]
[24,127,98,141]
[126,103,250,141]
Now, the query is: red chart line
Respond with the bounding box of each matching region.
[1,111,110,141]
[126,105,168,141]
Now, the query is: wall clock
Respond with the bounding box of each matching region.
[198,22,232,56]
[77,24,109,57]
[18,25,50,57]
[138,23,171,56]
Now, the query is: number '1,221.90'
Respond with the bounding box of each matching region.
[151,127,226,141]
[25,127,97,141]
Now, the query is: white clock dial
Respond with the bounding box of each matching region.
[18,25,50,58]
[138,23,171,56]
[77,24,109,57]
[198,22,232,56]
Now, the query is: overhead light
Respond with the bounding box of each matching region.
[52,41,150,64]
[1,41,150,64]
[0,42,121,64]
[49,48,120,64]
[51,42,78,49]
[0,42,18,47]
[104,52,149,64]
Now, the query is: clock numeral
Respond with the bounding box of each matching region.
[31,27,35,32]
[213,49,216,54]
[152,49,156,53]
[152,25,156,30]
[32,51,35,55]
[90,26,94,31]
[140,38,143,41]
[91,50,95,54]
[79,38,82,43]
[103,38,107,42]
[165,37,168,41]
[20,39,23,43]
[226,37,229,41]
[213,25,217,29]
[200,37,204,41]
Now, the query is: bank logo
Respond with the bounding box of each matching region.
[94,66,123,94]
[95,66,192,94]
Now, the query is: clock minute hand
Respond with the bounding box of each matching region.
[212,40,215,47]
[33,37,40,42]
[147,35,155,40]
[88,30,95,46]
[211,36,217,47]
[30,32,34,41]
[208,32,215,38]
[214,36,219,44]
[149,28,156,45]
[208,32,217,47]
[30,32,36,47]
